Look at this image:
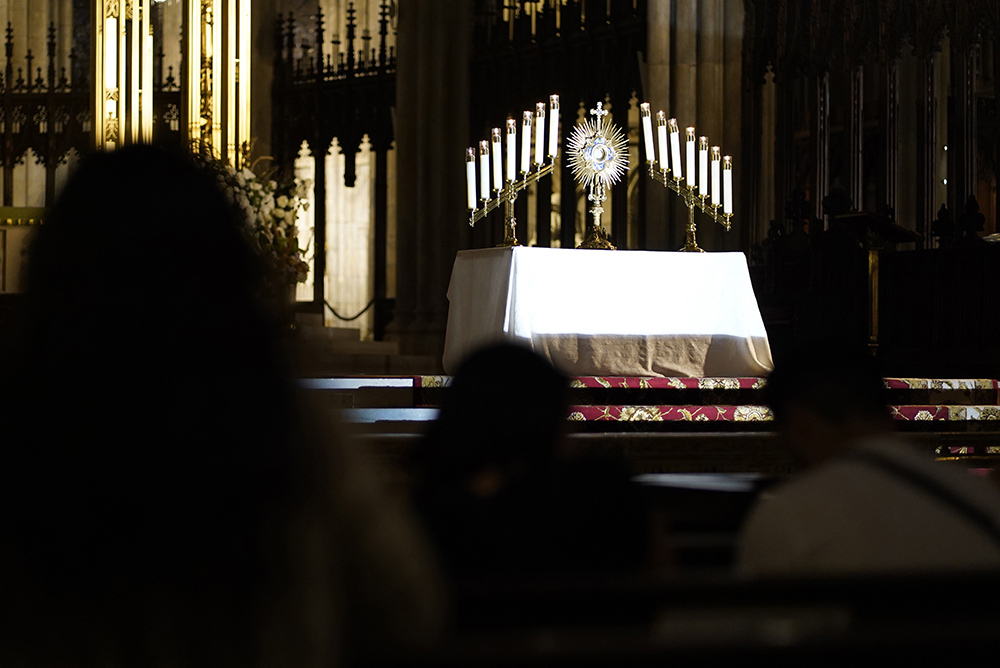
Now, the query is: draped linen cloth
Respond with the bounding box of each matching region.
[443,247,773,377]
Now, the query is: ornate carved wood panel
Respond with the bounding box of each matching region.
[0,22,90,205]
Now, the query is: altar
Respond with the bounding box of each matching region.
[443,247,773,377]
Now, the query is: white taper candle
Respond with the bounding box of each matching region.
[521,111,533,173]
[698,137,709,197]
[506,118,517,182]
[656,111,669,172]
[711,147,721,207]
[479,141,490,202]
[686,127,696,190]
[534,102,545,165]
[723,155,733,215]
[548,95,559,158]
[640,103,654,164]
[669,119,682,181]
[466,147,477,210]
[491,129,503,192]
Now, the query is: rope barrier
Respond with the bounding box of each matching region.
[324,297,376,322]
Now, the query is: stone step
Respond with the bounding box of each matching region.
[298,325,363,341]
[293,312,365,344]
[294,312,325,328]
[349,431,791,475]
[296,352,443,376]
[345,429,1000,476]
[325,339,399,355]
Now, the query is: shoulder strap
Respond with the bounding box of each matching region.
[844,448,1000,552]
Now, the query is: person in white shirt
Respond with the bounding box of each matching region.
[737,344,1000,577]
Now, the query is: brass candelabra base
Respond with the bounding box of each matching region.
[680,204,704,252]
[497,215,520,247]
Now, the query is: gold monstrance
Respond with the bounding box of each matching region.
[568,102,628,250]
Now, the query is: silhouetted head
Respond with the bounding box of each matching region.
[24,144,263,362]
[414,344,656,579]
[418,343,569,488]
[7,142,288,469]
[0,146,328,667]
[765,341,891,465]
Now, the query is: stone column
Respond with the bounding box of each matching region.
[9,1,26,69]
[28,0,47,70]
[56,0,73,76]
[848,66,864,211]
[391,0,472,357]
[671,0,698,250]
[915,53,935,246]
[696,0,730,251]
[251,0,275,162]
[949,8,978,213]
[721,0,744,250]
[813,71,830,224]
[645,0,743,252]
[883,60,899,216]
[644,0,670,250]
[373,133,390,339]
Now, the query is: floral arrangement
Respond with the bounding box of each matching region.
[197,152,313,287]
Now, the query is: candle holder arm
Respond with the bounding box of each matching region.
[646,164,732,251]
[468,162,556,248]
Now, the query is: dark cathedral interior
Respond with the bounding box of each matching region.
[1,1,1000,666]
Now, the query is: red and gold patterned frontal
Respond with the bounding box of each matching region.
[300,375,1000,465]
[413,375,999,414]
[567,377,766,390]
[883,378,1000,406]
[403,375,1000,436]
[302,376,999,431]
[567,405,773,423]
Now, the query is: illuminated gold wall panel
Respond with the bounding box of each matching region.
[93,0,155,150]
[184,0,252,166]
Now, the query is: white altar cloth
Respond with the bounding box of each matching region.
[443,247,773,377]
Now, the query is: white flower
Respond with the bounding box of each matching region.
[276,195,289,208]
[273,208,286,220]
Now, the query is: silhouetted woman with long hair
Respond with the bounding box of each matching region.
[0,145,442,668]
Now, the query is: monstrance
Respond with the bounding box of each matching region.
[567,101,628,250]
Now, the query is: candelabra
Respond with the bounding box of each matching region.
[640,103,733,252]
[566,102,628,250]
[467,95,560,246]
